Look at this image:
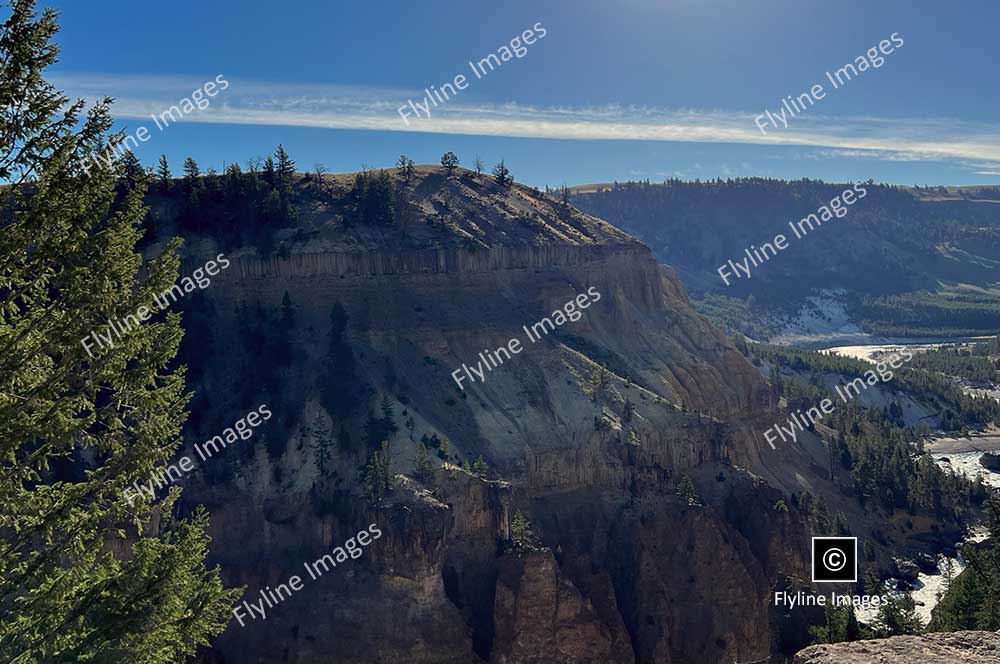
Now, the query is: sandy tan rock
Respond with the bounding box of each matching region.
[794,631,1000,664]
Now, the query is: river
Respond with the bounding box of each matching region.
[815,338,999,626]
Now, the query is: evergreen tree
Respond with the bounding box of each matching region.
[413,441,435,485]
[352,169,395,225]
[363,441,396,503]
[156,153,171,192]
[311,415,333,475]
[931,496,1000,631]
[809,604,861,644]
[493,159,513,187]
[263,155,276,187]
[510,510,540,548]
[0,2,238,659]
[589,362,610,401]
[274,144,295,195]
[119,149,144,187]
[395,154,415,183]
[873,593,924,637]
[440,151,458,176]
[473,154,484,176]
[676,475,701,506]
[472,454,489,478]
[380,394,398,434]
[183,155,201,181]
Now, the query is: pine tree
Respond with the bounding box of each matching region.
[473,154,484,176]
[119,150,144,187]
[312,415,333,475]
[274,144,295,195]
[493,159,513,187]
[511,510,540,548]
[589,362,610,401]
[156,153,171,192]
[676,475,701,506]
[263,155,276,187]
[873,593,924,636]
[413,441,436,485]
[183,155,201,181]
[396,154,415,183]
[363,441,396,503]
[0,2,238,659]
[440,151,458,176]
[472,454,489,478]
[381,394,398,434]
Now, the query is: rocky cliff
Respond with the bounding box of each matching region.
[159,167,816,663]
[793,631,1000,663]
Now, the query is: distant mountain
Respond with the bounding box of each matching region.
[571,180,1000,339]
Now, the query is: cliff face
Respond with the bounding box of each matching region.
[166,168,807,664]
[210,239,771,464]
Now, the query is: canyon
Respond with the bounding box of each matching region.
[146,167,824,663]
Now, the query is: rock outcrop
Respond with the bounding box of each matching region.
[160,168,811,663]
[491,548,632,664]
[793,631,1000,664]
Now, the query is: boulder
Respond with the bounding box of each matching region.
[979,453,1000,472]
[915,553,939,575]
[892,558,920,582]
[794,631,1000,663]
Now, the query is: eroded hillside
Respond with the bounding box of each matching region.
[142,167,850,663]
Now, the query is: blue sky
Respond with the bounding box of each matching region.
[41,0,1000,187]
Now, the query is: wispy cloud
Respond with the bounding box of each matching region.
[52,72,1000,168]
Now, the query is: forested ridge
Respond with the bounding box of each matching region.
[749,342,993,519]
[572,179,1000,338]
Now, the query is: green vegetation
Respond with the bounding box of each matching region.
[413,441,436,485]
[420,432,453,461]
[904,339,1000,384]
[492,159,513,187]
[440,151,459,176]
[588,362,611,401]
[755,345,991,519]
[676,475,701,506]
[807,580,924,647]
[363,441,396,503]
[350,168,395,226]
[510,510,541,548]
[472,454,489,479]
[808,604,862,644]
[155,144,300,252]
[691,292,780,340]
[573,179,1000,340]
[0,2,238,659]
[395,154,415,183]
[930,497,1000,632]
[854,290,1000,338]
